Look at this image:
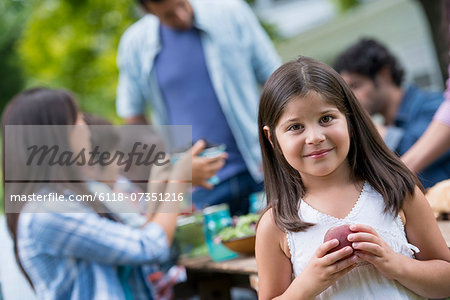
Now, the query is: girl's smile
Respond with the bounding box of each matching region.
[304,147,334,159]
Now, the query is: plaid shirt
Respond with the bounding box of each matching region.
[18,205,169,300]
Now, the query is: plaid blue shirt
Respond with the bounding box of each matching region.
[18,205,169,300]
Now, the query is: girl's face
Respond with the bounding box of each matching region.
[269,92,351,181]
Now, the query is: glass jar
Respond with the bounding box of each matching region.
[202,203,237,261]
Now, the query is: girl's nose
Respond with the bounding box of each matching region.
[305,127,325,145]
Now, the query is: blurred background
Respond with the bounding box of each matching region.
[0,0,448,212]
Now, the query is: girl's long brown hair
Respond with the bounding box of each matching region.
[1,88,117,288]
[258,57,420,232]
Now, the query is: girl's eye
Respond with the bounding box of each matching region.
[287,124,303,131]
[320,115,333,124]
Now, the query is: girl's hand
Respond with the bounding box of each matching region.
[300,239,358,298]
[348,224,402,280]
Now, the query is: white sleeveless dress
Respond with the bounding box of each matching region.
[286,182,425,300]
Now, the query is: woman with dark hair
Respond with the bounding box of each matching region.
[255,57,450,299]
[1,87,187,299]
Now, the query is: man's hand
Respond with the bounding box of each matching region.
[191,140,227,189]
[124,115,149,125]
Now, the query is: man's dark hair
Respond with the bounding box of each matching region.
[334,38,405,87]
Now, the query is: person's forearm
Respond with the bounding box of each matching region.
[274,288,312,300]
[144,179,186,245]
[394,255,450,298]
[267,288,312,300]
[268,273,314,300]
[124,115,149,125]
[401,121,450,173]
[148,213,178,246]
[144,162,190,244]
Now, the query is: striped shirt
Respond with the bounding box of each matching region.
[18,201,168,300]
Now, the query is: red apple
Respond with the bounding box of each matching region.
[323,224,353,257]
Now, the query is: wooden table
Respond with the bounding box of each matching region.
[177,255,258,299]
[177,221,450,299]
[178,255,257,275]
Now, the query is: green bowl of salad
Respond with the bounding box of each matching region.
[218,213,260,255]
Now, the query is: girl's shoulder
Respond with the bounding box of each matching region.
[257,208,290,258]
[257,208,278,235]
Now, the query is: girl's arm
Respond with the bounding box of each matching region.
[349,186,450,298]
[256,209,294,299]
[256,209,357,300]
[399,186,450,297]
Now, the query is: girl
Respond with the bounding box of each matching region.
[256,57,450,299]
[1,87,200,299]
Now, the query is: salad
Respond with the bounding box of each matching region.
[217,213,261,242]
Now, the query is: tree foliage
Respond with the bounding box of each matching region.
[18,0,140,122]
[330,0,361,14]
[0,0,30,113]
[7,0,278,123]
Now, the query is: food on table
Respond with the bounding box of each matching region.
[217,213,260,242]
